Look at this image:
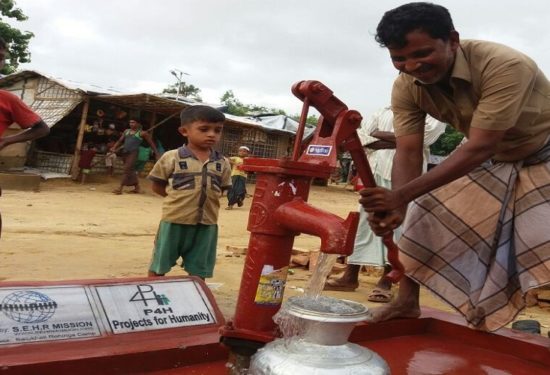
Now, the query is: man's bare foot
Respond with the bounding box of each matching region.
[367,301,421,323]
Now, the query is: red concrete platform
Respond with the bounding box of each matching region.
[1,278,548,374]
[352,308,550,375]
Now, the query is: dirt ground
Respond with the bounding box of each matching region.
[1,175,548,337]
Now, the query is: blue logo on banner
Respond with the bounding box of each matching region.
[306,145,332,156]
[1,291,57,323]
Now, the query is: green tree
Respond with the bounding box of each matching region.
[430,124,464,156]
[0,0,34,74]
[219,89,318,127]
[289,113,319,126]
[162,82,202,101]
[220,90,285,117]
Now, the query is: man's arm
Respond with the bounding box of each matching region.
[359,132,423,234]
[366,130,396,150]
[110,133,125,151]
[370,130,396,142]
[392,132,425,201]
[366,140,396,150]
[0,120,49,151]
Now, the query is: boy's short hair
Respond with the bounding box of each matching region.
[375,2,455,48]
[0,37,6,50]
[180,105,225,127]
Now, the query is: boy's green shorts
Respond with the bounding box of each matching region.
[149,221,218,278]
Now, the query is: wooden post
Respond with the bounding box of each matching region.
[70,97,90,178]
[149,112,157,130]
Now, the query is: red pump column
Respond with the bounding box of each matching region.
[226,158,358,341]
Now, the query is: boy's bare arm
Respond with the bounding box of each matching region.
[151,180,168,197]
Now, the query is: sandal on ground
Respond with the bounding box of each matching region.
[112,189,122,195]
[225,206,233,210]
[367,288,393,303]
[323,278,359,292]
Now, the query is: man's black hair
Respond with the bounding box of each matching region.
[375,2,455,48]
[180,105,225,127]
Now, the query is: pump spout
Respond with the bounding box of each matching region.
[273,198,359,256]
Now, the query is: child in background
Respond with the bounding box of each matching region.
[77,143,97,184]
[147,105,231,279]
[104,140,117,176]
[226,146,250,210]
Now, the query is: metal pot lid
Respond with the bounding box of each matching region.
[286,295,369,323]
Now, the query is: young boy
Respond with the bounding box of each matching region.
[147,105,231,279]
[77,143,97,184]
[104,140,117,176]
[226,145,250,210]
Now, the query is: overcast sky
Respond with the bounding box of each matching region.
[9,0,550,118]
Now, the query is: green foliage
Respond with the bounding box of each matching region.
[430,124,464,156]
[220,90,285,117]
[162,82,202,101]
[289,113,319,126]
[0,0,34,74]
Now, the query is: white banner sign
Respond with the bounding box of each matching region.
[95,280,217,334]
[0,286,101,345]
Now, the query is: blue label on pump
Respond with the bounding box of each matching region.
[306,145,332,156]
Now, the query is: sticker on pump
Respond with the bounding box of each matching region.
[306,145,332,156]
[254,265,288,306]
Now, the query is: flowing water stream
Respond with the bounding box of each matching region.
[305,253,339,298]
[274,252,340,338]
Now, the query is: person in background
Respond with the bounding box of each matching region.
[339,152,352,184]
[105,123,119,143]
[361,2,550,331]
[325,107,445,303]
[0,37,50,238]
[77,143,97,184]
[104,140,117,176]
[226,145,250,210]
[110,118,159,194]
[147,105,231,279]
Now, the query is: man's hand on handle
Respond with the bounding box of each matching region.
[359,186,406,236]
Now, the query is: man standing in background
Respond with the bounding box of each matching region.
[0,37,50,237]
[325,107,445,303]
